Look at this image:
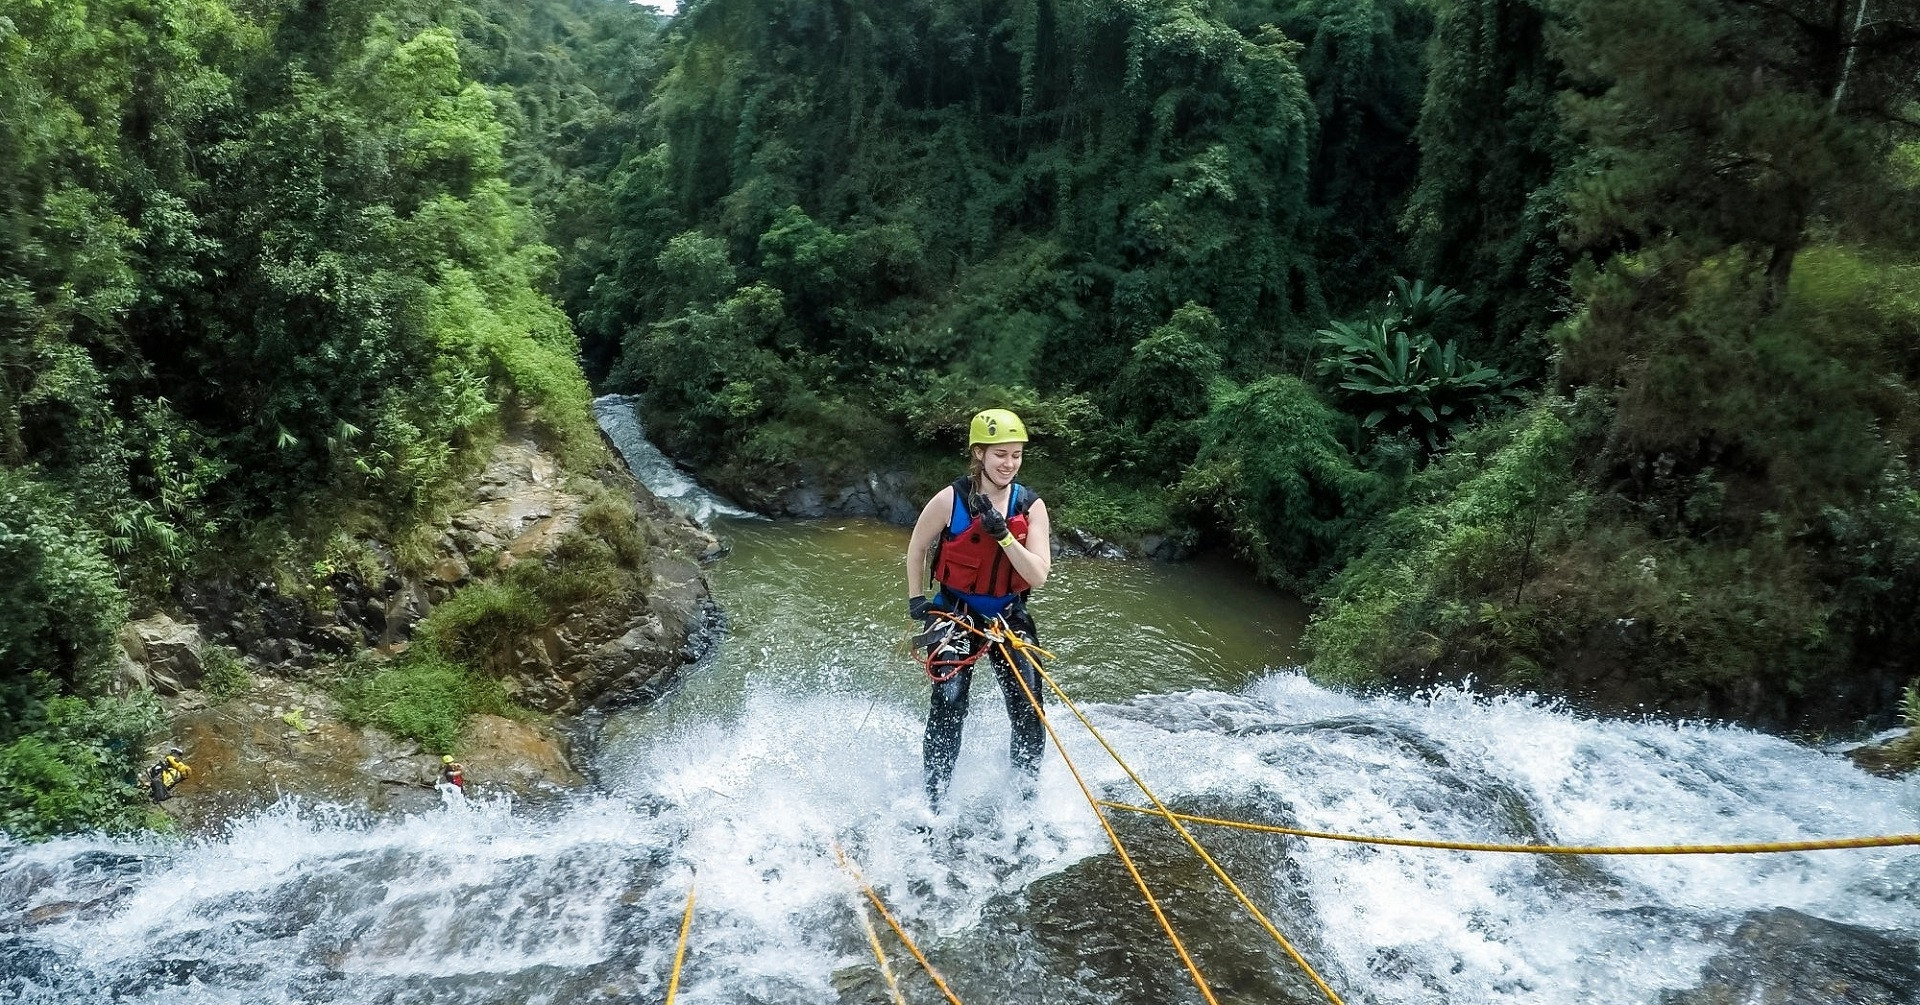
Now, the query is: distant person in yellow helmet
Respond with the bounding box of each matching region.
[905,407,1052,810]
[439,754,467,795]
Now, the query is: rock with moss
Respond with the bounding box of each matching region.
[1846,730,1920,779]
[134,428,713,833]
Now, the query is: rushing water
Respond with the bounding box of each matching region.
[4,408,1918,1004]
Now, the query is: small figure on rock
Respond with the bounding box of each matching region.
[148,746,192,803]
[438,754,468,796]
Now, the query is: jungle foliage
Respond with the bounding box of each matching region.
[8,0,1920,834]
[582,0,1434,532]
[0,0,653,836]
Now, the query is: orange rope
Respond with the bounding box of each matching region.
[1096,802,1920,856]
[971,625,1223,1005]
[997,628,1345,1005]
[835,843,966,1005]
[664,877,696,1005]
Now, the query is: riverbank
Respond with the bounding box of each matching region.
[126,427,721,834]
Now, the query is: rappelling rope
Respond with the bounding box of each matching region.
[853,892,909,1005]
[665,876,697,1005]
[1094,802,1920,856]
[834,843,967,1005]
[990,624,1348,1005]
[913,616,1222,1005]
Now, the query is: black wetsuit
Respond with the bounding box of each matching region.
[922,600,1044,810]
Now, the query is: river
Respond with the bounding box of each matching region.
[2,399,1916,1004]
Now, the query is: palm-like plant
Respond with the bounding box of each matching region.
[1316,279,1518,449]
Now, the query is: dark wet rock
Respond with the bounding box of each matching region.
[760,468,921,524]
[1662,908,1920,1005]
[1845,729,1920,778]
[1054,527,1127,560]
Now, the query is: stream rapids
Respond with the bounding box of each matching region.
[3,397,1914,1005]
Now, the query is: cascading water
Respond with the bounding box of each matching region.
[5,419,1917,1005]
[592,395,758,525]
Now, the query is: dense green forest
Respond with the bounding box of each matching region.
[584,0,1920,727]
[5,0,1920,836]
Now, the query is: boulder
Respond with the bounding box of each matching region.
[1845,729,1920,778]
[116,615,206,695]
[1662,908,1920,1004]
[458,714,583,791]
[157,677,587,833]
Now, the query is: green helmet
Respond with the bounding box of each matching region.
[968,408,1028,446]
[442,754,455,764]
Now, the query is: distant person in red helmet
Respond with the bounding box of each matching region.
[905,408,1052,810]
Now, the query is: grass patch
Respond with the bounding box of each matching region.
[416,581,546,670]
[334,649,522,753]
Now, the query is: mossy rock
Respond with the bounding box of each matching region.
[1846,729,1920,778]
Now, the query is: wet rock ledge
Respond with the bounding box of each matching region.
[116,431,720,833]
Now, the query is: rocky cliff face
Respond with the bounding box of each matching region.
[120,432,718,829]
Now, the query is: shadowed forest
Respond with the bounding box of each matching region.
[6,0,1920,837]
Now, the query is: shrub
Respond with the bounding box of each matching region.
[1315,278,1521,450]
[1177,375,1385,588]
[0,694,164,840]
[334,649,520,753]
[414,581,545,670]
[201,646,253,704]
[0,471,130,739]
[1307,402,1577,683]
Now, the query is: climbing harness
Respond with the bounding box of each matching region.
[912,609,992,683]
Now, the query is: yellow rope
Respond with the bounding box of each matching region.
[1096,801,1920,856]
[665,877,697,1005]
[973,626,1223,1005]
[996,628,1347,1005]
[834,843,966,1005]
[853,893,909,1005]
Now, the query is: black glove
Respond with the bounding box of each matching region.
[908,595,932,623]
[969,493,1010,540]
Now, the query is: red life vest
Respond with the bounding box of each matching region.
[931,478,1035,598]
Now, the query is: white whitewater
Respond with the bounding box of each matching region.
[6,676,1916,1003]
[592,394,758,525]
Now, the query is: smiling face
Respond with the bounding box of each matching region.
[973,442,1024,489]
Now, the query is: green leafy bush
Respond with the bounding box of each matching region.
[415,581,546,671]
[0,471,129,739]
[1308,401,1577,683]
[334,650,520,753]
[1316,279,1520,449]
[1178,376,1385,588]
[201,646,253,704]
[0,694,164,841]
